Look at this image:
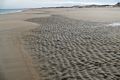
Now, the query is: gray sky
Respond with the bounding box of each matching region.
[0,0,119,9]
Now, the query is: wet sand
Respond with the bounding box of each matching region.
[23,8,120,80]
[0,8,120,80]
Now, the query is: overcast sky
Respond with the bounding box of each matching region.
[0,0,120,9]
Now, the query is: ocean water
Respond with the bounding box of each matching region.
[0,9,23,14]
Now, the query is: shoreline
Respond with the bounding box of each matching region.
[0,9,24,15]
[0,7,120,15]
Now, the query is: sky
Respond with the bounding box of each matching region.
[0,0,120,9]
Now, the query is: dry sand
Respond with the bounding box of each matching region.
[0,8,120,80]
[0,10,50,80]
[42,8,120,22]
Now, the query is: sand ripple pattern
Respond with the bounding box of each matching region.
[24,15,120,80]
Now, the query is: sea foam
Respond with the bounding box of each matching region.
[0,9,23,14]
[107,23,120,27]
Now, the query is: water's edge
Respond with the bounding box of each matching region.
[0,9,23,14]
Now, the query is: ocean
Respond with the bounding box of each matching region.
[0,9,23,14]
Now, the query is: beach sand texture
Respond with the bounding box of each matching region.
[23,13,120,80]
[0,9,50,80]
[0,8,120,80]
[44,8,120,22]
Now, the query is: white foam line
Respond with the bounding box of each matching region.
[107,23,120,27]
[0,10,23,15]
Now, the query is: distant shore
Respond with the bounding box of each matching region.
[0,2,120,15]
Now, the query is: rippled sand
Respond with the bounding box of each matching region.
[23,9,120,80]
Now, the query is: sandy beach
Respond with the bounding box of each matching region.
[0,10,48,80]
[0,8,120,80]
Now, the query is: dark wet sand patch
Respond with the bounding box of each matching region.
[0,70,5,80]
